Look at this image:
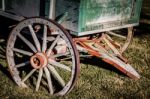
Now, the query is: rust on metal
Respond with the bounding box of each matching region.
[30,52,48,69]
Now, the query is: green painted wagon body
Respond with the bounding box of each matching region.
[0,0,143,96]
[48,0,142,36]
[78,0,142,36]
[1,0,142,36]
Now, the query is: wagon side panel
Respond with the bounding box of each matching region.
[4,0,41,17]
[77,0,142,36]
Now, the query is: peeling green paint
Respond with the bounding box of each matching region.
[79,0,142,33]
[1,0,142,36]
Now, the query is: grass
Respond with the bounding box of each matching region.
[0,19,150,98]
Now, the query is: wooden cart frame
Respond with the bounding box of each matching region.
[0,0,142,96]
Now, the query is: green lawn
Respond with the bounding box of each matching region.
[0,25,150,98]
[0,0,150,98]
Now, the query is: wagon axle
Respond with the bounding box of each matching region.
[30,52,48,69]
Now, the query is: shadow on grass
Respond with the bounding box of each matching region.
[80,57,127,77]
[79,22,150,78]
[0,64,14,81]
[135,21,150,36]
[0,16,18,82]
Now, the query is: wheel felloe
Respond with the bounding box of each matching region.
[106,27,134,53]
[6,17,80,96]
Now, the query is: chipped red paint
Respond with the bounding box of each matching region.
[73,34,140,80]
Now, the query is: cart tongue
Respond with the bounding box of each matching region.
[75,34,140,80]
[100,52,140,80]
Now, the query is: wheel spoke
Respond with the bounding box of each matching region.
[48,60,71,72]
[42,25,47,52]
[13,48,33,56]
[46,35,60,56]
[48,64,65,87]
[36,68,43,91]
[22,69,36,82]
[44,67,54,94]
[15,61,30,68]
[28,25,41,51]
[7,18,79,95]
[17,33,37,52]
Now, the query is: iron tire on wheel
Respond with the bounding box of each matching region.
[6,17,80,96]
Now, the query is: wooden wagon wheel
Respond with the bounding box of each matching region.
[6,17,80,95]
[105,27,134,54]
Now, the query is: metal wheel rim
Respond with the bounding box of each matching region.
[6,17,80,95]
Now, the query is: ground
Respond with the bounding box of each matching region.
[0,16,150,99]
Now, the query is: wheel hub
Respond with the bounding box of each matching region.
[30,53,48,69]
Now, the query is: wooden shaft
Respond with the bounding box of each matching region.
[2,0,5,11]
[49,0,56,19]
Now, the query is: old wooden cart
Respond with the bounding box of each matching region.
[0,0,142,96]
